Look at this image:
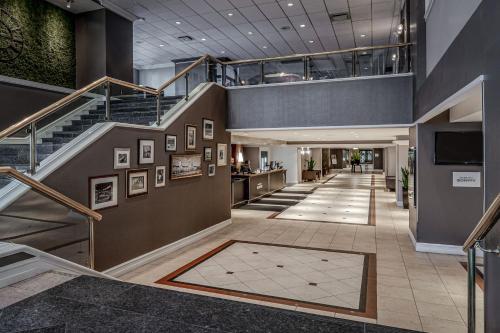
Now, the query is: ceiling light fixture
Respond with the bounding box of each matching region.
[159,44,164,47]
[201,38,206,41]
[287,3,294,7]
[175,21,181,25]
[137,17,145,22]
[248,31,253,35]
[263,46,267,49]
[308,40,314,43]
[66,0,73,9]
[221,50,225,54]
[300,24,306,28]
[228,12,233,17]
[360,34,366,38]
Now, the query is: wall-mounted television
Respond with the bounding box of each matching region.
[434,131,483,165]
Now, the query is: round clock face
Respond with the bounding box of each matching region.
[0,9,24,63]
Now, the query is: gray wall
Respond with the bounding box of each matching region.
[227,75,413,129]
[412,2,500,330]
[43,84,230,271]
[75,9,133,88]
[0,83,69,130]
[414,114,483,245]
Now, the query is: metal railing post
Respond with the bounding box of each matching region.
[303,56,309,81]
[205,59,210,82]
[88,217,95,270]
[105,81,111,121]
[351,51,356,77]
[260,61,264,84]
[222,65,227,86]
[156,94,161,125]
[467,245,476,333]
[184,72,189,100]
[29,122,37,175]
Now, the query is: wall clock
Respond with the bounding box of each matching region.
[0,9,24,63]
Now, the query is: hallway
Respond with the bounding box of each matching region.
[120,173,483,333]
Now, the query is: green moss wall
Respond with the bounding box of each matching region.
[0,0,75,88]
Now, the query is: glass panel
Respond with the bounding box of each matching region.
[309,53,350,80]
[232,63,261,86]
[0,124,32,178]
[0,174,91,266]
[35,84,107,168]
[263,58,304,84]
[223,64,237,86]
[108,83,158,126]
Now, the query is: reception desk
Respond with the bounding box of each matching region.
[231,169,286,206]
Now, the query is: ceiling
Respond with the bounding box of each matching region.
[231,127,409,146]
[104,0,404,68]
[46,0,102,13]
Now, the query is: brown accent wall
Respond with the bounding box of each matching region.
[43,84,230,271]
[242,147,260,170]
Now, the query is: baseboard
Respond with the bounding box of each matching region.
[407,230,480,256]
[103,218,232,277]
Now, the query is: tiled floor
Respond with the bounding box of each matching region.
[157,240,375,317]
[120,172,484,333]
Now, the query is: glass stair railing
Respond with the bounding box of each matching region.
[0,167,101,268]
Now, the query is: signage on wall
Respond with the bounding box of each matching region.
[256,183,263,190]
[452,172,481,188]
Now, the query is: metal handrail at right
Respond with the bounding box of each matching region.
[463,193,500,333]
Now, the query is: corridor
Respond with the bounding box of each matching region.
[120,173,483,333]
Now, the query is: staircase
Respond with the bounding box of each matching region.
[0,95,182,175]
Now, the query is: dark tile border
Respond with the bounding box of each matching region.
[155,240,377,319]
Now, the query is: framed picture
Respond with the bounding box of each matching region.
[165,134,177,152]
[202,118,214,140]
[185,124,196,151]
[138,139,154,164]
[170,154,202,180]
[204,147,212,161]
[208,164,216,177]
[155,166,166,187]
[89,175,118,210]
[217,143,227,166]
[127,169,148,197]
[114,148,130,169]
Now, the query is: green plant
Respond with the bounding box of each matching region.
[306,157,316,171]
[401,167,409,191]
[351,151,361,163]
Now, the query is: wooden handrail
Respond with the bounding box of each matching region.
[157,54,211,92]
[463,193,500,251]
[0,167,102,222]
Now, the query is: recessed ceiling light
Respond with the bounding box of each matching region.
[221,50,225,54]
[363,67,368,70]
[248,31,253,35]
[137,17,145,22]
[263,46,267,49]
[287,3,294,7]
[175,21,181,25]
[201,38,206,41]
[308,40,314,43]
[360,34,366,37]
[228,12,233,17]
[159,44,164,47]
[300,24,306,28]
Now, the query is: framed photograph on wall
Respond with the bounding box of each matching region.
[165,134,177,152]
[138,139,154,164]
[89,175,118,210]
[155,166,166,187]
[185,124,197,151]
[204,147,212,161]
[208,164,216,177]
[170,154,202,180]
[114,148,130,169]
[127,169,148,197]
[217,143,227,166]
[202,118,214,140]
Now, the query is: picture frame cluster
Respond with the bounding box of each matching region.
[89,117,226,211]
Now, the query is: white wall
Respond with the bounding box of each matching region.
[137,65,176,96]
[385,146,397,177]
[425,0,482,76]
[270,146,299,184]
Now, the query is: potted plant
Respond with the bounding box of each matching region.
[302,158,317,181]
[351,151,361,165]
[401,166,409,209]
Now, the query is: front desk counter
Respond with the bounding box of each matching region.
[231,169,287,207]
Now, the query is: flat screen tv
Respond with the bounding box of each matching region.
[434,131,483,165]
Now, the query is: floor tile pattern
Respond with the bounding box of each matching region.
[162,241,369,312]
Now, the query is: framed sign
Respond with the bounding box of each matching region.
[452,172,481,188]
[89,175,118,210]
